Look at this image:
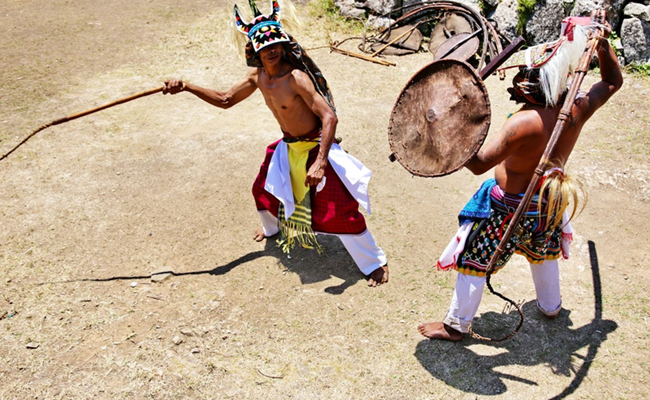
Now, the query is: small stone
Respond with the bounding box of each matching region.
[151,267,173,283]
[172,336,183,345]
[180,328,193,336]
[26,342,40,349]
[191,348,200,354]
[130,282,138,288]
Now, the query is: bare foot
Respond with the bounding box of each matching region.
[417,322,462,342]
[253,227,266,242]
[367,265,388,287]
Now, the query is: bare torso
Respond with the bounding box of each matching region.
[494,95,588,193]
[253,67,321,137]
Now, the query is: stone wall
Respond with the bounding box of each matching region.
[335,0,650,65]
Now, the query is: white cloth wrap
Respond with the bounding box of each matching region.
[263,141,371,219]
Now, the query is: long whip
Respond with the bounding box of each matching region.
[1,86,165,162]
[469,12,608,342]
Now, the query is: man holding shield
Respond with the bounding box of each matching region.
[419,15,622,341]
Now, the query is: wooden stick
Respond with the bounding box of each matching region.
[1,86,165,162]
[330,46,396,66]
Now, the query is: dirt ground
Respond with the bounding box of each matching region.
[1,1,649,399]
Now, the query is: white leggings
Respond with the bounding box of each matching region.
[443,259,562,333]
[258,210,387,275]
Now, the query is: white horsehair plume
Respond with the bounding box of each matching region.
[539,25,588,106]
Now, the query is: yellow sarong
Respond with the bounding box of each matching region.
[277,140,323,253]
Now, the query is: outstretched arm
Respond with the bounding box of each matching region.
[163,69,259,109]
[290,70,338,186]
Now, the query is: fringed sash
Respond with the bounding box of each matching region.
[276,135,323,254]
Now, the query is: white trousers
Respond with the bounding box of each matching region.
[443,259,562,333]
[258,210,387,275]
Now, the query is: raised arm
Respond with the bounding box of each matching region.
[573,35,623,121]
[290,70,338,186]
[163,68,259,109]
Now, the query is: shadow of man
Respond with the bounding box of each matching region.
[414,240,616,398]
[414,301,617,395]
[49,233,366,295]
[261,233,364,295]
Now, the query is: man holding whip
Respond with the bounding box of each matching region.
[163,0,389,286]
[419,11,623,341]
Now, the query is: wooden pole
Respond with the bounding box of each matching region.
[1,86,165,162]
[330,46,396,66]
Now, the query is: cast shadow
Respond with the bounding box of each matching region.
[261,233,365,294]
[414,240,616,398]
[37,250,268,285]
[38,233,365,295]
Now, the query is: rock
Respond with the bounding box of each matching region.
[335,0,366,19]
[526,0,567,44]
[571,0,626,29]
[367,14,393,29]
[191,348,200,354]
[622,17,650,64]
[624,3,650,21]
[361,0,394,15]
[26,342,40,349]
[180,328,193,336]
[489,0,519,41]
[151,267,173,283]
[172,336,183,345]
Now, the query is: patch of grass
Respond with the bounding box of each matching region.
[478,0,495,16]
[625,62,650,77]
[308,0,364,35]
[516,0,537,36]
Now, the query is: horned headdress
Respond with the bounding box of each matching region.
[499,17,591,107]
[234,0,291,52]
[230,0,336,113]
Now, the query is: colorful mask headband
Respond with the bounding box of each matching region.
[498,16,592,71]
[234,0,291,52]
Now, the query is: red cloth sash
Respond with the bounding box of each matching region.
[252,139,367,235]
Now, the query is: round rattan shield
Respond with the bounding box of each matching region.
[388,59,491,177]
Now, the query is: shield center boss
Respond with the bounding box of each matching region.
[388,59,492,177]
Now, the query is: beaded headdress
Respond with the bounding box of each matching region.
[234,0,291,52]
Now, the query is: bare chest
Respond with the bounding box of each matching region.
[257,78,300,113]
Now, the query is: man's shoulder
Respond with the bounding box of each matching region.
[509,108,542,127]
[287,68,316,92]
[246,67,263,78]
[289,68,310,81]
[506,108,547,138]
